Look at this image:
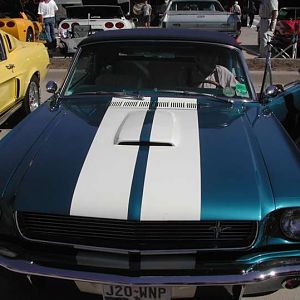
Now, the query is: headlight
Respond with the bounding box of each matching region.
[280,208,300,240]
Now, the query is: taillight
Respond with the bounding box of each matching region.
[115,22,124,29]
[61,23,70,29]
[71,22,79,28]
[105,22,114,29]
[0,21,4,27]
[6,21,15,27]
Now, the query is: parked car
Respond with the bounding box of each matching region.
[0,29,49,124]
[273,7,300,56]
[1,28,300,299]
[58,5,136,55]
[161,0,241,38]
[0,0,43,42]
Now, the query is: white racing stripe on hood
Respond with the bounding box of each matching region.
[141,98,201,221]
[70,98,149,219]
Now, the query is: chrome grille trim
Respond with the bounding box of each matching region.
[16,212,258,252]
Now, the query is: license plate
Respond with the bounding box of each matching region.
[103,285,171,300]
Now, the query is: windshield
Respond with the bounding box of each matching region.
[66,5,124,19]
[63,41,252,100]
[169,1,224,12]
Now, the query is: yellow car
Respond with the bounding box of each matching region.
[0,29,49,124]
[0,0,43,42]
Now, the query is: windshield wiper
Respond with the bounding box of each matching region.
[70,91,145,100]
[153,89,234,103]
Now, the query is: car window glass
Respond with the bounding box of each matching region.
[4,34,12,51]
[65,48,96,95]
[64,42,252,100]
[66,6,124,19]
[170,1,223,12]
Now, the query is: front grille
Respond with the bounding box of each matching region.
[17,212,257,250]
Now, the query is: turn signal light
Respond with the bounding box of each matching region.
[71,22,79,28]
[6,21,15,27]
[115,22,124,29]
[105,22,114,28]
[0,21,4,27]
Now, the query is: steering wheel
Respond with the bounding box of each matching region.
[199,80,223,88]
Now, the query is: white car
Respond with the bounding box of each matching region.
[58,5,136,55]
[161,0,241,38]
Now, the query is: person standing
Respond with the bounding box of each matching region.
[258,0,278,58]
[142,0,152,28]
[230,1,241,18]
[248,0,256,28]
[38,0,58,49]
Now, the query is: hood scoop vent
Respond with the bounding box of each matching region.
[110,98,197,110]
[118,141,174,146]
[115,110,176,146]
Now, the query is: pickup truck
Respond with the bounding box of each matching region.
[161,0,241,38]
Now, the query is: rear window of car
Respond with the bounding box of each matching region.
[169,1,224,12]
[66,6,124,19]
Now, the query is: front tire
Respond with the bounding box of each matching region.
[23,75,40,115]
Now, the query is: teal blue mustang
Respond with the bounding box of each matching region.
[1,28,300,299]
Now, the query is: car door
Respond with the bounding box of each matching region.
[0,32,17,114]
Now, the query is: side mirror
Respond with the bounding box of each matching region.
[262,84,284,101]
[46,81,58,94]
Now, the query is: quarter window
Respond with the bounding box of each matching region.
[0,35,7,61]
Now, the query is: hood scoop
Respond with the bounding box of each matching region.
[115,110,176,146]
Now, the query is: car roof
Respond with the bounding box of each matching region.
[79,28,240,48]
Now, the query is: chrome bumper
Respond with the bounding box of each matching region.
[0,254,300,286]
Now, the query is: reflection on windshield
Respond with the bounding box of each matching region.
[64,42,251,99]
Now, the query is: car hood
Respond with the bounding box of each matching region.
[14,96,274,221]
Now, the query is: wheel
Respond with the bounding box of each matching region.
[23,75,40,115]
[26,28,34,42]
[59,41,68,57]
[199,79,223,88]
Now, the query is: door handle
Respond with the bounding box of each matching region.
[6,64,15,70]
